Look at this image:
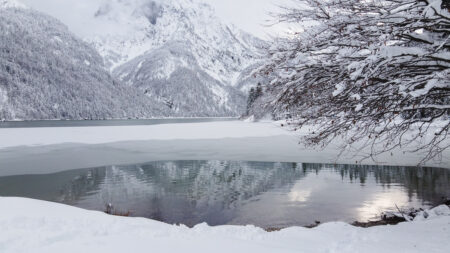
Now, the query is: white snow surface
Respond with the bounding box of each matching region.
[0,121,291,149]
[1,197,449,253]
[0,121,449,174]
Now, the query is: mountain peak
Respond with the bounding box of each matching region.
[89,0,266,82]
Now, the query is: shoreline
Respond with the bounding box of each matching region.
[1,138,449,178]
[0,121,448,178]
[265,200,450,231]
[99,198,450,231]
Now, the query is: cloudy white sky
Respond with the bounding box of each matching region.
[205,0,292,38]
[19,0,293,39]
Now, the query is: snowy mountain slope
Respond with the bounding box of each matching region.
[82,0,267,116]
[88,0,265,79]
[0,7,169,120]
[114,41,246,116]
[6,0,267,117]
[87,0,264,116]
[235,61,271,94]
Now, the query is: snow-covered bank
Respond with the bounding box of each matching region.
[0,121,449,177]
[0,197,449,253]
[0,121,290,148]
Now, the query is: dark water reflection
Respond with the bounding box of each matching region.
[0,161,449,228]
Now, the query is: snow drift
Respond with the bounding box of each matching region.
[1,197,449,253]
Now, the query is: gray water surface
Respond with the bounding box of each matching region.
[1,161,448,228]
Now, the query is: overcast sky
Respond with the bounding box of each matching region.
[204,0,292,38]
[19,0,293,39]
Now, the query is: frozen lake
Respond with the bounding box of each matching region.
[0,119,449,229]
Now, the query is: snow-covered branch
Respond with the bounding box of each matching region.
[257,0,450,164]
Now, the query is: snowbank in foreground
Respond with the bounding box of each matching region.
[0,121,291,149]
[1,198,449,253]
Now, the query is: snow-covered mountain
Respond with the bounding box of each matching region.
[86,0,266,116]
[114,41,247,116]
[87,0,265,80]
[2,0,267,118]
[17,0,266,117]
[0,5,169,120]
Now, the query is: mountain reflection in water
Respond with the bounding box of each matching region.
[0,161,448,228]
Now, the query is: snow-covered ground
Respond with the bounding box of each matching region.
[0,121,291,148]
[0,121,449,177]
[1,197,449,253]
